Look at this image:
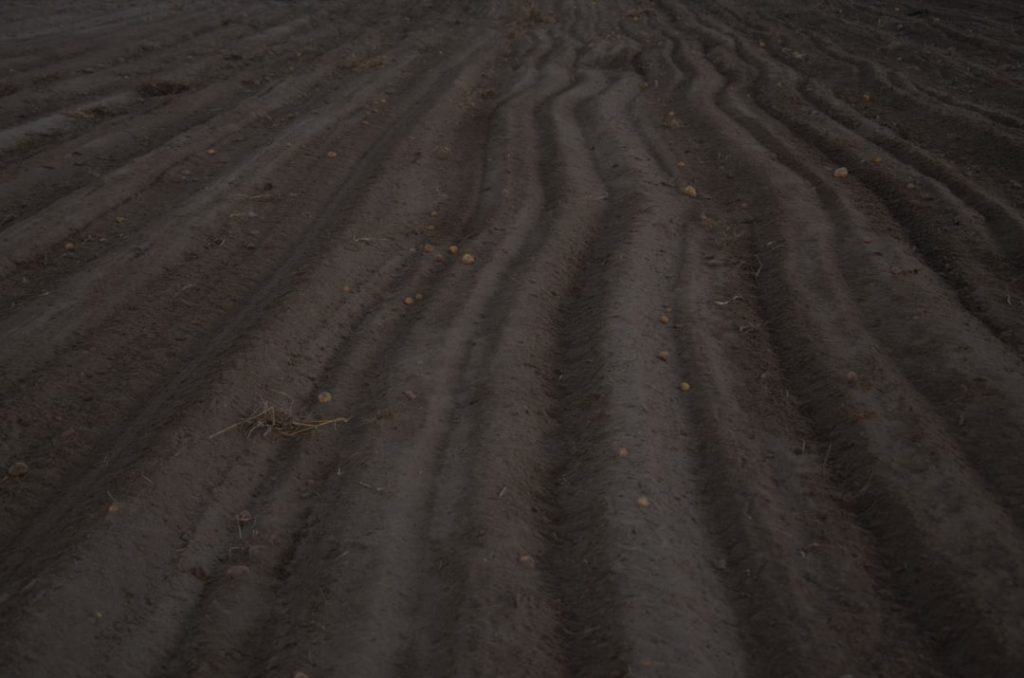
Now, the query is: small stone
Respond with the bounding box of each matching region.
[616,446,629,458]
[846,371,859,384]
[237,510,254,524]
[343,285,352,293]
[637,495,650,508]
[107,502,126,514]
[318,391,332,403]
[7,462,28,477]
[657,351,669,362]
[680,382,691,392]
[64,242,76,252]
[206,148,217,155]
[415,293,423,301]
[423,244,434,254]
[461,253,476,265]
[326,151,337,159]
[659,314,670,325]
[682,185,698,198]
[519,554,536,568]
[834,167,849,179]
[403,297,415,306]
[872,156,882,164]
[448,244,459,255]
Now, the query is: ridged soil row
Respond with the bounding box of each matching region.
[766,0,1024,119]
[0,27,474,563]
[0,17,507,677]
[0,11,332,172]
[715,1,1024,270]
[386,34,579,678]
[0,3,218,73]
[621,16,938,677]
[0,36,424,383]
[686,3,1024,531]
[578,72,764,677]
[759,19,1024,353]
[0,16,499,656]
[139,42,512,678]
[659,2,1024,673]
[0,2,410,269]
[147,25,573,678]
[227,36,621,678]
[0,4,286,131]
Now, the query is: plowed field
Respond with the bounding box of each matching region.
[2,0,1024,676]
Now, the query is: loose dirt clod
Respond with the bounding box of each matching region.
[682,185,698,198]
[318,391,332,403]
[658,351,669,362]
[637,495,650,508]
[834,166,849,178]
[403,297,415,306]
[8,462,28,477]
[461,253,476,265]
[448,245,459,255]
[616,446,630,458]
[680,382,691,392]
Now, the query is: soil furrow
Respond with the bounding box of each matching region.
[1,1,1022,676]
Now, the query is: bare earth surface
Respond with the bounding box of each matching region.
[1,0,1023,676]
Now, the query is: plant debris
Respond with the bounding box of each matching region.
[209,401,350,440]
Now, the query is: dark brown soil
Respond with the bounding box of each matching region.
[1,0,1023,676]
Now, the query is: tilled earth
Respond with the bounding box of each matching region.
[1,0,1024,676]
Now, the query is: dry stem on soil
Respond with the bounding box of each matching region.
[209,400,351,440]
